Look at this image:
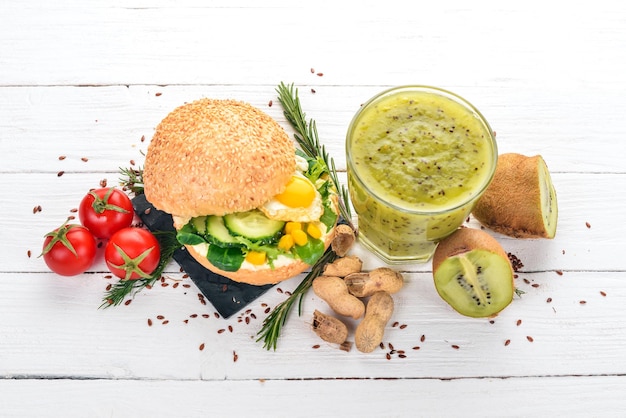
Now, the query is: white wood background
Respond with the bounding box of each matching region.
[1,1,626,417]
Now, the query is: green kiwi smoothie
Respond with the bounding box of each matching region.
[346,86,497,263]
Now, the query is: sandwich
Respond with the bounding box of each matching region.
[143,98,339,285]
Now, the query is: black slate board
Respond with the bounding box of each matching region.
[132,194,274,318]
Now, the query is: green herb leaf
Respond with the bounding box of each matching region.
[207,245,245,272]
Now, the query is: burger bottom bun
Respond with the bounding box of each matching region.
[181,225,336,286]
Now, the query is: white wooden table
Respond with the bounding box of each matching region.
[2,1,625,416]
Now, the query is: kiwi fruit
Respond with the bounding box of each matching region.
[432,227,514,318]
[472,153,558,239]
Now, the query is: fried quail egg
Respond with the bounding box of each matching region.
[259,171,324,223]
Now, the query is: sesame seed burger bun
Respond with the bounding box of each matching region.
[143,98,296,218]
[143,98,339,286]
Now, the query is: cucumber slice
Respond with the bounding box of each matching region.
[223,210,285,242]
[205,215,241,248]
[191,216,207,234]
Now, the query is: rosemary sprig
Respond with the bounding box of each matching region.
[257,249,337,350]
[276,82,353,228]
[119,166,144,195]
[100,230,179,308]
[256,82,355,350]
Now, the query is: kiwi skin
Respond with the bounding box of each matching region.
[432,227,514,318]
[472,153,558,239]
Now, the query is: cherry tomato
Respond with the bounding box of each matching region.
[41,222,97,276]
[79,187,134,239]
[105,227,160,280]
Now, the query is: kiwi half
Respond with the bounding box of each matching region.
[472,153,558,239]
[432,228,514,318]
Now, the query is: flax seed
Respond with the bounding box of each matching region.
[412,346,420,350]
[228,325,233,332]
[214,312,220,318]
[147,318,152,326]
[141,135,145,142]
[316,72,324,76]
[173,282,179,289]
[156,315,165,320]
[399,324,407,329]
[130,159,135,166]
[183,284,191,288]
[451,345,460,350]
[162,320,169,325]
[311,88,316,93]
[70,208,78,213]
[312,344,320,349]
[585,222,591,228]
[190,314,198,318]
[526,336,534,342]
[276,288,283,294]
[155,92,162,97]
[310,68,315,73]
[386,353,391,360]
[57,171,64,177]
[516,319,522,326]
[504,339,511,346]
[58,155,66,160]
[27,250,32,258]
[600,291,607,297]
[420,334,426,342]
[124,299,132,306]
[233,351,238,362]
[264,307,271,314]
[199,343,205,351]
[100,179,107,187]
[546,297,553,303]
[81,157,88,162]
[556,270,563,276]
[580,300,587,305]
[268,100,273,107]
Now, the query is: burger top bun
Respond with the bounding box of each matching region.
[143,98,296,219]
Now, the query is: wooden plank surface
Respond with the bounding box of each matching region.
[1,1,626,416]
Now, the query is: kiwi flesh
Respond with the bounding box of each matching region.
[472,153,558,239]
[432,228,514,318]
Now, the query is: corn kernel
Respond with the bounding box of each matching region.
[278,234,295,251]
[306,223,322,239]
[245,251,266,265]
[284,222,302,234]
[291,229,308,246]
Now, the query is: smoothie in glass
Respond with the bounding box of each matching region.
[346,86,497,263]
